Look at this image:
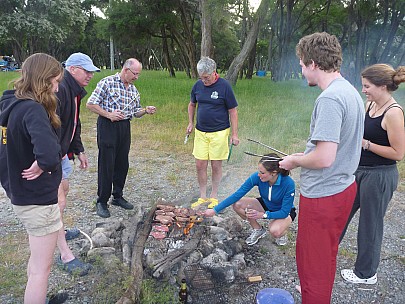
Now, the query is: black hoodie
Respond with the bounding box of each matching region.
[0,90,62,206]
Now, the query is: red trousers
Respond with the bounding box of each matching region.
[297,182,356,304]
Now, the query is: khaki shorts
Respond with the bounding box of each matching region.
[193,128,230,160]
[13,204,62,237]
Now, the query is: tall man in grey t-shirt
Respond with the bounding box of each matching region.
[279,32,365,304]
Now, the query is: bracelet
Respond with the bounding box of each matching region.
[79,151,86,155]
[144,107,148,114]
[363,140,370,151]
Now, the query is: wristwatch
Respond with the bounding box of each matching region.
[262,212,268,219]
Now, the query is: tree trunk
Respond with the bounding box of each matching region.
[267,28,274,77]
[161,26,176,77]
[225,0,270,85]
[175,0,198,78]
[200,0,213,58]
[246,39,257,79]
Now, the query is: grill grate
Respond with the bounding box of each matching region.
[184,263,259,304]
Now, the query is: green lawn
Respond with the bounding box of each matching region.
[2,70,405,163]
[1,69,405,173]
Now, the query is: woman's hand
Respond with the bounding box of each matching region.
[21,160,44,180]
[245,208,264,220]
[204,209,216,217]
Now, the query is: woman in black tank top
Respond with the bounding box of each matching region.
[340,64,405,285]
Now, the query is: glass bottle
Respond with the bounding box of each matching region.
[179,278,188,303]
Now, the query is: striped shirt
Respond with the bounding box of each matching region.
[87,73,143,119]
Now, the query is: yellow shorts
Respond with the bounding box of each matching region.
[13,204,62,237]
[193,128,230,160]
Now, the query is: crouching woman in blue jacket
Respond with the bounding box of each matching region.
[205,153,296,246]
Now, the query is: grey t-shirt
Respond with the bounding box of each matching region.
[300,77,365,198]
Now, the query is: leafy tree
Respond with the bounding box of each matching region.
[0,0,88,64]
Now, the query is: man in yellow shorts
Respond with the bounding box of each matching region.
[186,57,239,208]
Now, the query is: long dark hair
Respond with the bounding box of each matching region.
[259,153,290,176]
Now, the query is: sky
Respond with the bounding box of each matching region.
[250,0,260,10]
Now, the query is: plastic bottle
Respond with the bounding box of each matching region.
[179,278,188,303]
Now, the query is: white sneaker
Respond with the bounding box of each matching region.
[341,269,377,284]
[246,228,267,245]
[275,235,288,246]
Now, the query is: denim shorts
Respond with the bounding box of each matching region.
[62,155,73,180]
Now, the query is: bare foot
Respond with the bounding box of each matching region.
[295,285,301,294]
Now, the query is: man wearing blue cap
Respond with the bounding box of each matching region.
[54,52,100,276]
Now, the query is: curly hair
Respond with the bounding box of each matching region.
[259,153,290,176]
[361,64,405,92]
[296,32,342,72]
[13,53,63,128]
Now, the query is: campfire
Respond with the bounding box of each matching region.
[150,204,205,239]
[110,199,266,304]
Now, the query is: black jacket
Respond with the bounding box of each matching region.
[56,70,87,156]
[0,90,62,205]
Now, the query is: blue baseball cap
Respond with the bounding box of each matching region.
[65,52,100,72]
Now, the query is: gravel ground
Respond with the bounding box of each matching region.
[0,144,404,303]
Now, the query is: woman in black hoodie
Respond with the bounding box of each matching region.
[0,53,63,304]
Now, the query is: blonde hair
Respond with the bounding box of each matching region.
[13,53,63,128]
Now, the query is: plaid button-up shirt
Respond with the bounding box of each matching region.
[87,73,143,119]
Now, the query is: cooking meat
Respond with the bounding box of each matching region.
[175,216,189,222]
[156,204,175,212]
[155,214,174,225]
[154,211,175,217]
[152,224,170,232]
[150,231,166,239]
[174,208,190,217]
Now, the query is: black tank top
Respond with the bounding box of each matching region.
[360,102,403,166]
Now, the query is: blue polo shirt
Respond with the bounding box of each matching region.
[191,78,238,132]
[214,172,295,219]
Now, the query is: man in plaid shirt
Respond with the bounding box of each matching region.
[87,58,156,218]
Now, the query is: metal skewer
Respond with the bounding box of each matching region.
[244,151,283,161]
[247,138,288,156]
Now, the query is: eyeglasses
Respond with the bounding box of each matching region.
[199,74,212,81]
[75,66,94,75]
[127,68,140,77]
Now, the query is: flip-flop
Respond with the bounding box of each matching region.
[65,227,80,241]
[207,198,219,209]
[191,198,209,209]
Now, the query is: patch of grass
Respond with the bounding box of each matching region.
[140,278,178,304]
[84,254,131,303]
[0,231,29,297]
[259,247,269,255]
[338,247,356,259]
